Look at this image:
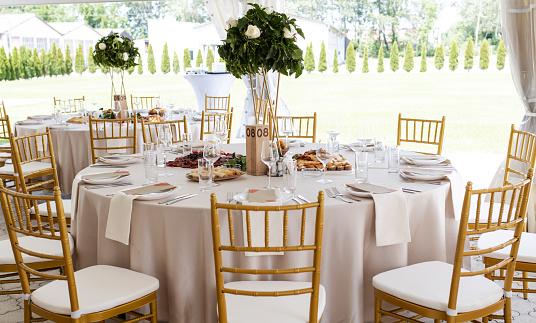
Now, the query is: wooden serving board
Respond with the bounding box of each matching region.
[186,173,245,182]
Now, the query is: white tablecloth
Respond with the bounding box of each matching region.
[183,73,236,112]
[71,143,463,323]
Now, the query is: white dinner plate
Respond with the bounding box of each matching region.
[285,139,301,147]
[17,120,43,125]
[28,115,53,120]
[48,123,70,129]
[399,169,450,181]
[346,142,374,152]
[344,183,401,198]
[81,172,131,185]
[233,192,293,203]
[98,155,142,165]
[400,155,447,166]
[121,185,180,201]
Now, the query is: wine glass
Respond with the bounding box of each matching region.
[166,96,175,110]
[261,140,280,189]
[157,127,173,176]
[132,97,141,110]
[203,140,222,187]
[316,141,335,184]
[113,100,121,118]
[78,101,86,117]
[348,141,365,174]
[214,116,228,142]
[326,117,340,139]
[281,116,294,146]
[59,100,70,122]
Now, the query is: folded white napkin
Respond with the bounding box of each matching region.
[371,190,411,247]
[105,191,140,245]
[70,175,82,222]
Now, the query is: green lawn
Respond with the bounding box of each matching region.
[0,68,522,153]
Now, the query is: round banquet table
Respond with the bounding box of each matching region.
[71,143,463,323]
[14,116,201,194]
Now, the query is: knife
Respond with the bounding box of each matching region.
[89,164,128,168]
[297,195,311,203]
[166,194,198,205]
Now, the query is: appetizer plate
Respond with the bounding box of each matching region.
[121,184,180,201]
[233,192,293,203]
[186,172,244,182]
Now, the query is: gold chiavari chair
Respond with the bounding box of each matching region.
[141,117,188,144]
[0,114,14,177]
[374,170,533,323]
[53,96,85,114]
[210,191,326,323]
[200,108,233,144]
[277,113,317,143]
[0,184,159,323]
[89,116,138,164]
[397,114,445,155]
[0,100,7,118]
[205,94,231,113]
[131,95,159,109]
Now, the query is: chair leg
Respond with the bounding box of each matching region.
[504,296,512,323]
[483,316,489,323]
[434,320,440,323]
[523,271,528,300]
[374,296,381,323]
[24,301,31,323]
[150,299,158,323]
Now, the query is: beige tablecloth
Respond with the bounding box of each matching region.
[71,143,463,323]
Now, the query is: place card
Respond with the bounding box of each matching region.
[245,124,269,176]
[247,188,281,203]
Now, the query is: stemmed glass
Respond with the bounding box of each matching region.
[166,96,175,110]
[59,100,70,122]
[214,116,228,142]
[78,101,86,117]
[281,116,294,146]
[349,141,365,174]
[203,140,222,187]
[132,97,141,110]
[316,141,335,184]
[261,140,280,189]
[113,100,122,118]
[157,127,173,177]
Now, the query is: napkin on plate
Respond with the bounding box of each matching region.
[371,189,411,247]
[81,170,130,181]
[242,189,283,256]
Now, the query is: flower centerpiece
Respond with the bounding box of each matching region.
[93,33,139,112]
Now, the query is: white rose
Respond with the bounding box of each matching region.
[264,6,274,14]
[98,42,106,50]
[115,37,123,43]
[245,25,261,39]
[283,27,292,38]
[226,17,238,28]
[123,52,129,61]
[290,25,297,36]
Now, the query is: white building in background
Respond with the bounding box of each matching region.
[49,22,102,58]
[0,14,62,53]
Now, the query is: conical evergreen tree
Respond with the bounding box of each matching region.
[332,49,338,73]
[318,41,327,73]
[7,53,14,80]
[206,48,214,72]
[57,48,66,75]
[434,44,444,71]
[403,42,414,72]
[362,45,369,73]
[11,47,21,80]
[449,41,459,71]
[137,55,143,74]
[196,49,203,67]
[496,39,506,70]
[75,44,85,75]
[378,44,385,73]
[346,43,356,73]
[148,44,156,74]
[126,64,135,75]
[464,37,474,71]
[420,45,427,72]
[183,49,192,71]
[40,48,46,77]
[19,46,31,79]
[65,44,73,75]
[0,46,7,81]
[33,48,41,78]
[25,46,35,78]
[161,43,170,74]
[390,41,399,72]
[88,47,97,74]
[479,39,490,70]
[173,51,180,74]
[304,43,315,72]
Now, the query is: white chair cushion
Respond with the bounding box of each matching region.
[372,261,504,313]
[223,281,326,323]
[35,200,71,219]
[31,265,159,317]
[478,230,536,263]
[0,233,74,265]
[0,161,52,176]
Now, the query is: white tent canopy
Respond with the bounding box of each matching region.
[0,0,144,5]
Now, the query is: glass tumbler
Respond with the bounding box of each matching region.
[198,159,212,192]
[374,137,386,163]
[143,150,158,184]
[182,133,193,156]
[355,151,368,183]
[283,159,297,196]
[387,145,400,173]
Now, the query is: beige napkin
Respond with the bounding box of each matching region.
[242,189,283,256]
[371,189,411,247]
[70,175,82,222]
[81,171,130,181]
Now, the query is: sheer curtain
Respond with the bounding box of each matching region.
[206,0,291,138]
[491,0,536,231]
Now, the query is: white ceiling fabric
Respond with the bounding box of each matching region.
[0,0,145,5]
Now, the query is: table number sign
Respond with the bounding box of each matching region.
[246,124,269,176]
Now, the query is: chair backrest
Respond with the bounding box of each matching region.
[88,116,138,163]
[210,191,325,323]
[0,101,7,118]
[0,115,13,165]
[11,129,59,193]
[200,108,233,144]
[131,95,159,109]
[54,96,84,113]
[277,113,317,143]
[0,183,78,313]
[254,98,271,125]
[141,117,188,144]
[503,124,536,186]
[205,94,230,113]
[397,114,445,155]
[448,170,533,314]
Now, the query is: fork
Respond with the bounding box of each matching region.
[227,192,234,204]
[325,188,352,203]
[332,187,361,202]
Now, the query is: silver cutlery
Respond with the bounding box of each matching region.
[226,192,234,204]
[402,188,422,194]
[85,183,132,190]
[159,194,193,204]
[166,194,197,205]
[89,164,128,168]
[297,194,311,203]
[292,197,302,204]
[325,188,352,203]
[332,187,361,202]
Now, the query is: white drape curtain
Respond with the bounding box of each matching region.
[206,0,291,138]
[490,0,536,231]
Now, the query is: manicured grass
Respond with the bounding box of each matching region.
[0,69,522,153]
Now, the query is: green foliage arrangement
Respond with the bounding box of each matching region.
[11,47,21,79]
[346,43,356,73]
[479,39,490,70]
[183,48,191,71]
[390,41,399,72]
[218,4,304,78]
[362,45,369,73]
[161,43,170,74]
[93,33,139,70]
[75,44,85,75]
[206,48,214,72]
[449,41,458,71]
[148,44,156,74]
[173,51,180,74]
[65,44,73,75]
[196,49,203,67]
[304,43,315,73]
[496,39,506,71]
[0,47,7,81]
[464,37,474,71]
[88,47,97,74]
[318,41,327,73]
[137,55,143,74]
[126,64,135,74]
[434,44,444,70]
[378,44,385,73]
[333,49,338,73]
[403,42,414,72]
[33,49,42,78]
[420,45,427,72]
